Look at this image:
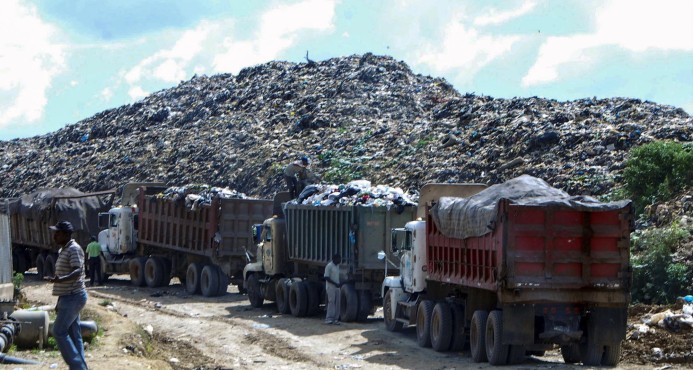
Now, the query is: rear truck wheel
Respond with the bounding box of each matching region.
[560,344,581,364]
[289,280,309,317]
[449,303,466,352]
[44,254,57,279]
[339,283,359,322]
[431,302,454,352]
[602,342,622,366]
[156,257,172,287]
[581,340,604,366]
[144,257,164,288]
[35,254,46,278]
[200,264,220,297]
[275,278,291,314]
[216,266,229,296]
[470,310,489,363]
[486,310,510,365]
[384,290,403,332]
[356,289,372,322]
[416,300,435,348]
[306,281,321,316]
[185,262,203,294]
[129,257,147,286]
[247,273,264,308]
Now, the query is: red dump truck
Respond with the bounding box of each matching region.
[382,176,633,366]
[97,183,273,296]
[1,189,115,276]
[243,192,416,322]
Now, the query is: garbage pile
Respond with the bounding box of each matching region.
[0,53,691,203]
[155,184,247,210]
[291,180,418,208]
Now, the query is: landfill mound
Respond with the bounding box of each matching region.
[0,53,691,202]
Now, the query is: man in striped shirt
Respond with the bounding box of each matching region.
[45,221,89,370]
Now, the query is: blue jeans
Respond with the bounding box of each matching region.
[54,290,88,370]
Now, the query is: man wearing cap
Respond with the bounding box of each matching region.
[45,221,89,370]
[283,156,320,199]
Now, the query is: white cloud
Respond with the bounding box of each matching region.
[523,0,693,86]
[128,86,148,101]
[474,0,538,27]
[101,87,113,101]
[0,0,65,129]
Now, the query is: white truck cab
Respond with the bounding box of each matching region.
[98,206,137,256]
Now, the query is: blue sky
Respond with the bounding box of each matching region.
[1,0,692,140]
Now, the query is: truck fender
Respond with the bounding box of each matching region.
[242,262,264,287]
[381,276,403,298]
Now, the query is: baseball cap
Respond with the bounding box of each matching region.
[49,221,74,233]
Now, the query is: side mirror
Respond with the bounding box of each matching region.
[391,229,398,253]
[251,224,263,244]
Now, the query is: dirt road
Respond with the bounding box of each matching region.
[11,273,690,370]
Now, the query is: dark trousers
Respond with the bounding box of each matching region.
[285,175,299,199]
[88,257,101,286]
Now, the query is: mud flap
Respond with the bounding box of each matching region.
[502,304,534,345]
[586,307,627,344]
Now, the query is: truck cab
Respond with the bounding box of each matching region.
[98,206,137,256]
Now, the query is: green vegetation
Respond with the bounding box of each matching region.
[12,272,24,290]
[623,141,693,215]
[319,150,364,184]
[630,221,692,304]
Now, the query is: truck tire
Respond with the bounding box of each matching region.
[45,254,57,278]
[580,342,604,366]
[602,342,621,366]
[306,281,321,317]
[247,273,264,308]
[356,289,372,322]
[449,303,466,352]
[339,283,359,322]
[486,310,510,365]
[200,264,220,297]
[157,257,172,287]
[384,290,403,332]
[431,302,453,352]
[289,280,309,317]
[13,251,27,274]
[144,257,165,288]
[216,266,229,296]
[470,310,488,363]
[186,262,203,294]
[35,254,46,278]
[129,257,147,287]
[416,300,435,348]
[560,344,581,364]
[275,278,291,314]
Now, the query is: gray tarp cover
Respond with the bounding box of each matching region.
[431,175,631,240]
[0,188,113,233]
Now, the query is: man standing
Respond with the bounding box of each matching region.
[323,253,342,325]
[284,156,319,199]
[45,221,88,370]
[85,236,101,286]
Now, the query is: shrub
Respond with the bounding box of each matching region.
[623,141,693,215]
[630,222,692,304]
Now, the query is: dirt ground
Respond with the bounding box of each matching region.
[7,272,692,370]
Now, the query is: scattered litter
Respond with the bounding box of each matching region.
[252,323,270,329]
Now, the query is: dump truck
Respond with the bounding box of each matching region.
[243,192,416,322]
[382,176,633,367]
[0,189,115,277]
[97,183,273,296]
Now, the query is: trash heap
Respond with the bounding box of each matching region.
[156,184,247,210]
[292,180,418,208]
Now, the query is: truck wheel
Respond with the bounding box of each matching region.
[416,300,435,348]
[129,257,147,287]
[449,303,466,352]
[339,284,359,322]
[247,273,264,308]
[356,289,372,322]
[602,342,622,366]
[275,278,291,314]
[185,263,202,294]
[35,254,46,278]
[560,344,581,364]
[486,310,510,365]
[289,281,309,317]
[306,281,321,316]
[470,310,488,362]
[580,342,604,366]
[384,290,403,332]
[216,266,229,296]
[431,302,453,352]
[157,257,171,287]
[13,251,27,274]
[144,257,165,288]
[45,254,57,278]
[200,264,220,297]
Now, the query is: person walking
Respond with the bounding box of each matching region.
[85,236,101,286]
[323,253,342,325]
[45,221,89,370]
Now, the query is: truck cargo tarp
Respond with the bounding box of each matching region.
[431,175,632,240]
[4,188,113,233]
